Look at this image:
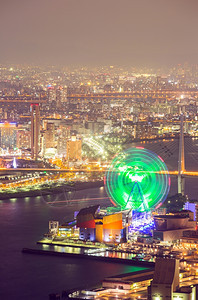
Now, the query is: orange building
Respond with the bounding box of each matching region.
[76,205,124,243]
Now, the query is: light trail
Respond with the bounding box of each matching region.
[83,137,107,156]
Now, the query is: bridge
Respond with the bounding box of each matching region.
[0,168,104,173]
[0,99,47,103]
[0,115,196,196]
[67,90,198,101]
[1,90,198,104]
[1,168,198,179]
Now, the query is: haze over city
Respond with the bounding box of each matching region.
[1,0,198,67]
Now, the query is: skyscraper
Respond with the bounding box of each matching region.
[30,104,40,160]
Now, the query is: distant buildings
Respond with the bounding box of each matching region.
[1,64,198,166]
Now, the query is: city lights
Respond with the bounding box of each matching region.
[1,0,198,299]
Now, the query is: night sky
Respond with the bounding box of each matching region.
[0,0,198,66]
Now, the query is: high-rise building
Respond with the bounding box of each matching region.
[44,122,55,149]
[67,136,82,161]
[56,87,67,105]
[57,125,70,156]
[17,129,31,149]
[30,104,40,160]
[0,122,17,149]
[47,86,56,102]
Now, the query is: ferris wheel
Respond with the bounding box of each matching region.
[105,147,170,212]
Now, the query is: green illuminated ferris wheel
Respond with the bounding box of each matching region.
[105,147,170,212]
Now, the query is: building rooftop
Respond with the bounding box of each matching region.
[154,214,189,219]
[76,205,100,217]
[153,258,178,285]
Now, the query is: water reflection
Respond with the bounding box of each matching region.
[50,245,86,254]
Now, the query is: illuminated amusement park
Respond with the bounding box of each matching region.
[104,147,170,236]
[30,142,198,299]
[8,111,198,299]
[40,146,173,244]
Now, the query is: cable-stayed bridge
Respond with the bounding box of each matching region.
[1,116,198,197]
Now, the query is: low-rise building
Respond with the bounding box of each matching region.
[148,258,197,300]
[76,205,124,243]
[153,211,196,243]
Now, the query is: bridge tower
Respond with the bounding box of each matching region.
[178,114,185,195]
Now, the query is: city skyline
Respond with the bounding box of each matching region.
[2,2,198,299]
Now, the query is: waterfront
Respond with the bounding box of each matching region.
[2,137,198,300]
[0,187,148,300]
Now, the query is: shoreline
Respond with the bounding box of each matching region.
[0,180,104,200]
[22,247,155,268]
